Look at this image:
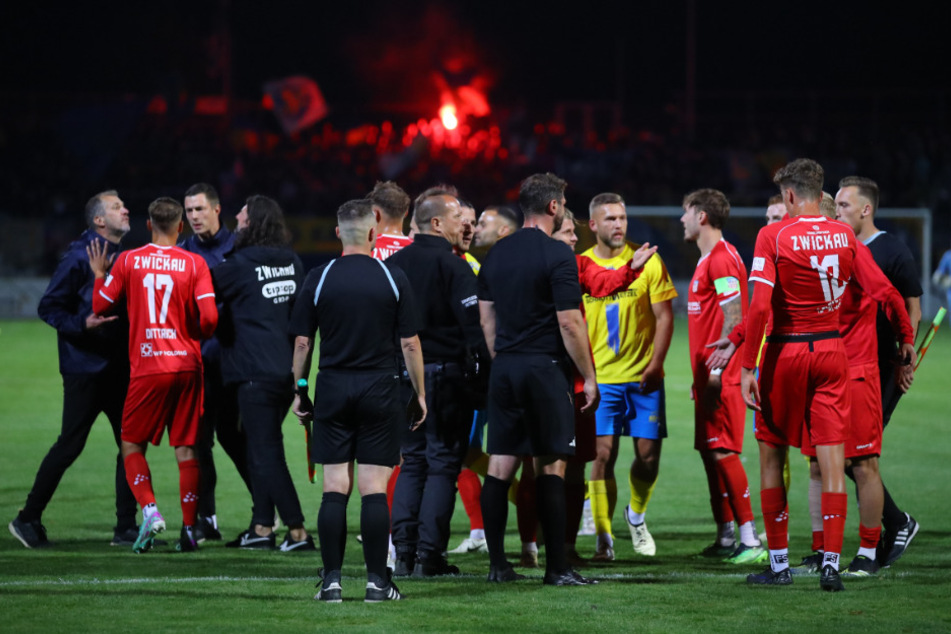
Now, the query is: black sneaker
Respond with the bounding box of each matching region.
[193,516,221,543]
[487,562,527,583]
[225,529,275,550]
[112,525,168,547]
[412,557,460,577]
[819,564,845,592]
[278,534,317,553]
[176,526,199,552]
[9,516,50,549]
[111,526,139,546]
[543,568,598,586]
[393,555,416,577]
[314,569,343,603]
[883,514,919,568]
[746,566,793,586]
[700,541,736,558]
[790,552,822,575]
[365,571,402,602]
[842,555,880,578]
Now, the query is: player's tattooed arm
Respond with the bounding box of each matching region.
[720,295,743,337]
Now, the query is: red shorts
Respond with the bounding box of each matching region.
[569,391,597,464]
[756,337,850,449]
[692,379,745,453]
[803,361,882,458]
[122,371,203,446]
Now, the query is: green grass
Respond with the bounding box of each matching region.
[1,317,950,633]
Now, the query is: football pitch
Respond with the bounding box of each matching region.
[1,317,949,633]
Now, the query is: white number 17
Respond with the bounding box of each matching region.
[143,273,174,324]
[809,254,846,303]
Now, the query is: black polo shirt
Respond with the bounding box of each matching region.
[387,233,481,363]
[865,231,922,363]
[288,254,419,372]
[477,227,582,356]
[212,245,303,384]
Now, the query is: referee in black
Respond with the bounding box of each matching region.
[388,190,487,577]
[212,195,313,552]
[290,198,426,603]
[477,173,599,586]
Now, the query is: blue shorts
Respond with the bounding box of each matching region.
[594,381,667,440]
[469,409,487,449]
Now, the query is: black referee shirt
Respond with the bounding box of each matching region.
[477,227,582,356]
[288,254,420,372]
[212,245,304,384]
[387,233,482,363]
[865,231,923,362]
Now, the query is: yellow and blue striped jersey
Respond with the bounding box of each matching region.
[580,243,678,383]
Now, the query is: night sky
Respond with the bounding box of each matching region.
[2,1,946,111]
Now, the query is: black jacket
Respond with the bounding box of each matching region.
[37,229,128,375]
[212,245,304,384]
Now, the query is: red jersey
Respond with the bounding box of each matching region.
[372,233,412,260]
[687,239,748,383]
[94,244,217,377]
[838,241,914,365]
[743,215,856,369]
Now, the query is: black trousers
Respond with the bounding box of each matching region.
[197,358,251,517]
[22,368,137,530]
[238,379,305,528]
[392,363,472,559]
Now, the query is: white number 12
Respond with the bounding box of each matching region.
[143,273,174,323]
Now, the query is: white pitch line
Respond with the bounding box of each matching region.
[0,571,751,588]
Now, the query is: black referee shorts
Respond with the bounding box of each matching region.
[486,353,576,457]
[312,369,402,467]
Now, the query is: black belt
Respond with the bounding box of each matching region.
[766,330,840,352]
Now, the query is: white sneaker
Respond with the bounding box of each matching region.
[448,536,488,554]
[627,509,656,556]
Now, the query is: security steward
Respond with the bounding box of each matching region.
[388,191,488,577]
[477,172,600,586]
[290,198,427,603]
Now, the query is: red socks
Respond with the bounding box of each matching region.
[859,523,881,550]
[457,468,484,530]
[124,452,156,509]
[178,458,200,527]
[760,486,789,550]
[821,492,848,562]
[716,453,754,525]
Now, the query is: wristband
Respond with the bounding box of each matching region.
[709,368,723,376]
[296,378,309,395]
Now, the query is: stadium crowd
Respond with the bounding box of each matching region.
[10,159,924,600]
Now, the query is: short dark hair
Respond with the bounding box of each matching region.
[414,184,458,214]
[85,189,119,228]
[683,188,730,230]
[368,181,410,221]
[838,175,880,213]
[414,194,454,228]
[184,182,220,207]
[484,205,519,230]
[337,198,376,246]
[767,194,783,206]
[519,173,567,217]
[773,158,824,201]
[235,195,290,249]
[589,192,625,215]
[148,197,183,232]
